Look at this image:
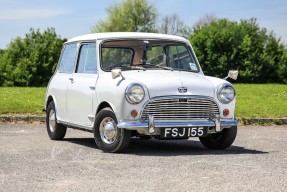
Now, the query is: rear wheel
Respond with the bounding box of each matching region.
[93,108,131,153]
[46,101,67,140]
[199,126,237,150]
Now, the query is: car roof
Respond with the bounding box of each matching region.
[67,32,189,44]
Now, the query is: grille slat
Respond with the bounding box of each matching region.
[141,97,219,120]
[145,106,219,108]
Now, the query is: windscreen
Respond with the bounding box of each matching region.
[101,40,199,72]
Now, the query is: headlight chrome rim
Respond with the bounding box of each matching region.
[125,83,145,104]
[217,84,235,104]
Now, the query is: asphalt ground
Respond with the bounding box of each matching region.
[0,123,286,192]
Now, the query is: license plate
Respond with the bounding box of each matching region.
[160,127,207,139]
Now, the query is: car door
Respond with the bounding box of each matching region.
[66,42,98,127]
[52,43,78,122]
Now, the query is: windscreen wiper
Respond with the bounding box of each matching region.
[131,65,146,70]
[136,64,173,71]
[156,66,173,71]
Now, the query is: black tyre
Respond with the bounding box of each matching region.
[199,126,237,150]
[139,135,152,140]
[93,108,131,153]
[46,101,67,140]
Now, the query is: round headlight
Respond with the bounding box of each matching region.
[217,84,235,104]
[125,83,145,104]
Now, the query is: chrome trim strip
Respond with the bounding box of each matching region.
[148,114,155,133]
[117,119,238,130]
[215,114,220,132]
[58,120,93,131]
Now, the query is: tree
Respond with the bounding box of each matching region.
[192,14,218,32]
[0,49,4,85]
[0,28,66,86]
[190,18,287,83]
[92,0,158,33]
[158,14,192,38]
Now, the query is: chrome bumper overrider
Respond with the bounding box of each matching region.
[117,114,238,134]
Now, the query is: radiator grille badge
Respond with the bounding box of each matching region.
[178,87,187,93]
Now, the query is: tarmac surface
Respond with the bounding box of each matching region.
[0,123,286,192]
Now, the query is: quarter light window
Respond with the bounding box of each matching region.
[58,44,77,73]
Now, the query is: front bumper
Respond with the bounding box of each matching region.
[117,114,238,134]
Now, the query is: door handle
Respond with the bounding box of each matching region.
[89,86,95,90]
[69,77,74,83]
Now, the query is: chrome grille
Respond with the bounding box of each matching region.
[141,97,219,120]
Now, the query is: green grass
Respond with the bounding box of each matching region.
[0,87,46,115]
[0,85,286,118]
[234,84,287,118]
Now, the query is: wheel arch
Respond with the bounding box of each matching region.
[96,101,119,120]
[45,95,58,113]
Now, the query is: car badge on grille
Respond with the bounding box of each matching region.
[178,87,187,93]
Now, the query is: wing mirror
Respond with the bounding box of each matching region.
[111,69,125,80]
[224,70,239,80]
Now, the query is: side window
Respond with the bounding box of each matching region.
[77,43,97,74]
[58,44,77,73]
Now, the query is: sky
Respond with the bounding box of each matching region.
[0,0,287,49]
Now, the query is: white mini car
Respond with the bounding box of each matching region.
[45,32,238,153]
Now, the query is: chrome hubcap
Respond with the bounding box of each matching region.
[49,109,56,132]
[99,117,117,144]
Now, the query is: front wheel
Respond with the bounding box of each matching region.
[93,108,131,153]
[199,126,237,150]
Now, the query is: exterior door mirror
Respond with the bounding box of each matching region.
[111,69,125,80]
[224,70,239,80]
